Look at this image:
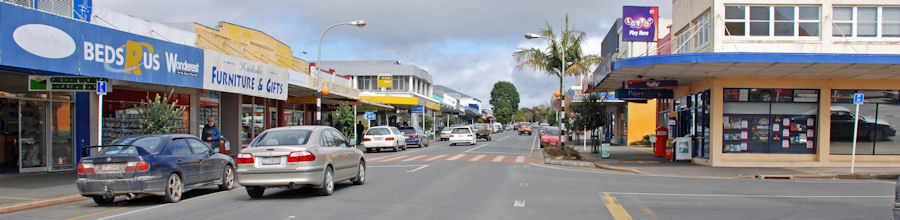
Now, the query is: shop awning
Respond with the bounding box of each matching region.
[361,96,419,106]
[359,100,394,110]
[591,52,900,91]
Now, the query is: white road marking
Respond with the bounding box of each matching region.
[466,151,525,155]
[519,182,529,187]
[446,154,466,161]
[513,200,525,208]
[369,165,427,168]
[463,143,489,153]
[529,133,538,154]
[469,155,486,161]
[406,165,429,173]
[496,135,511,141]
[424,154,447,161]
[492,155,505,162]
[604,192,892,198]
[515,156,525,163]
[401,155,429,162]
[96,204,169,220]
[378,155,409,162]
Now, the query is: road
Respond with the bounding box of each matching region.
[1,131,894,219]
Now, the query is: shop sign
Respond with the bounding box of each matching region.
[569,89,587,102]
[363,111,376,120]
[28,75,109,92]
[425,100,441,110]
[286,96,316,105]
[442,95,458,107]
[203,50,288,100]
[615,88,673,100]
[308,76,360,100]
[412,106,425,113]
[626,80,677,89]
[377,75,392,88]
[622,6,659,42]
[0,4,203,88]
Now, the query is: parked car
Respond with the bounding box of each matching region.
[518,122,533,135]
[830,106,897,141]
[439,127,453,141]
[236,126,366,198]
[894,176,900,220]
[449,126,476,146]
[473,123,492,141]
[492,122,502,133]
[77,134,236,204]
[361,126,407,152]
[539,124,551,135]
[540,127,567,148]
[398,126,429,148]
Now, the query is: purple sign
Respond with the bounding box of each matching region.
[622,6,659,42]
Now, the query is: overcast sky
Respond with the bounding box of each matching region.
[95,0,671,108]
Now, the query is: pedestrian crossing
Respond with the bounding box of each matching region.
[367,154,543,164]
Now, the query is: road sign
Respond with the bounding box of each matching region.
[411,106,424,113]
[96,81,107,95]
[853,93,864,104]
[363,111,376,120]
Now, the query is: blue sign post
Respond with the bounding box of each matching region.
[851,93,864,173]
[96,80,106,145]
[411,106,425,114]
[363,111,376,120]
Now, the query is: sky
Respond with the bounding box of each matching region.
[95,0,671,108]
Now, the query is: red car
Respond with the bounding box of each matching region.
[539,127,566,148]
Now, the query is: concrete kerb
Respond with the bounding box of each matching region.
[0,194,87,214]
[540,147,648,174]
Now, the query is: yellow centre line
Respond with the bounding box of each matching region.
[600,192,633,220]
[66,207,128,220]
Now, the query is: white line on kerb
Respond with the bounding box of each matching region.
[492,155,505,162]
[406,165,429,173]
[446,154,466,161]
[604,192,892,198]
[402,155,429,162]
[469,155,486,161]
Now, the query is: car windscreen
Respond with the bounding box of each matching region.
[252,130,312,147]
[520,123,531,127]
[399,129,416,134]
[452,128,471,134]
[474,124,485,129]
[545,129,561,135]
[97,136,164,155]
[441,127,453,131]
[366,128,391,135]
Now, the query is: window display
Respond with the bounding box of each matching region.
[723,88,818,153]
[830,90,900,155]
[103,89,190,143]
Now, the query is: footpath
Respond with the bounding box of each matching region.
[0,171,85,214]
[560,139,899,180]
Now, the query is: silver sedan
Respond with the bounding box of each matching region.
[236,126,366,198]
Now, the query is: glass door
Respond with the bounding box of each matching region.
[51,102,74,170]
[19,100,47,172]
[0,98,18,173]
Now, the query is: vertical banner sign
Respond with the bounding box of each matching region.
[622,6,659,42]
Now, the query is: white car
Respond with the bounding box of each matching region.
[448,127,476,146]
[439,127,453,141]
[361,126,407,152]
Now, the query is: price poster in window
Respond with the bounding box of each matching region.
[773,124,780,132]
[807,129,814,137]
[741,142,748,151]
[782,129,789,137]
[741,131,748,140]
[806,142,814,149]
[783,118,790,127]
[799,133,807,143]
[807,118,814,127]
[741,120,749,129]
[783,140,789,149]
[723,116,730,128]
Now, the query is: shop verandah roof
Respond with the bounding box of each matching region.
[591,52,900,91]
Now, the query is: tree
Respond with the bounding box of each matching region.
[334,103,355,139]
[514,15,602,130]
[444,115,458,126]
[489,81,520,124]
[513,110,526,122]
[547,111,558,126]
[137,91,186,134]
[572,93,609,153]
[418,115,434,131]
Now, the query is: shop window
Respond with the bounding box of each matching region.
[103,89,189,143]
[723,88,819,154]
[830,90,900,155]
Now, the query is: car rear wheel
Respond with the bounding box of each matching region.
[352,161,366,185]
[401,144,407,151]
[91,195,115,205]
[393,146,399,152]
[246,186,265,199]
[163,173,183,203]
[366,148,374,153]
[317,167,334,196]
[218,165,235,191]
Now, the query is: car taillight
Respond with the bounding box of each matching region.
[363,138,372,142]
[411,135,418,138]
[287,150,316,162]
[77,163,95,174]
[237,153,254,164]
[125,161,150,172]
[468,134,473,137]
[386,137,395,141]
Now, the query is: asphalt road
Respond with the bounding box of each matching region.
[1,130,894,220]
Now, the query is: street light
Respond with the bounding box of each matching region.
[525,32,566,148]
[315,19,366,125]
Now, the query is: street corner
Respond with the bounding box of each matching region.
[0,195,87,214]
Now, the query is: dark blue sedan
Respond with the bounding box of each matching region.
[76,134,236,204]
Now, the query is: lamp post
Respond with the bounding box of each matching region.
[315,20,366,125]
[525,32,566,148]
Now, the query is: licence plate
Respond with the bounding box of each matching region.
[260,157,281,165]
[97,163,125,173]
[374,137,383,141]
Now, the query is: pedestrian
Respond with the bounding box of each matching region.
[356,121,364,145]
[202,117,221,146]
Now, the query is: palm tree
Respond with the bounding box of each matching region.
[514,15,602,127]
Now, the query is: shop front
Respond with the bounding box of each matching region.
[594,52,900,167]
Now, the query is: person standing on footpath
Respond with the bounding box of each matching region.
[202,117,221,146]
[356,121,365,145]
